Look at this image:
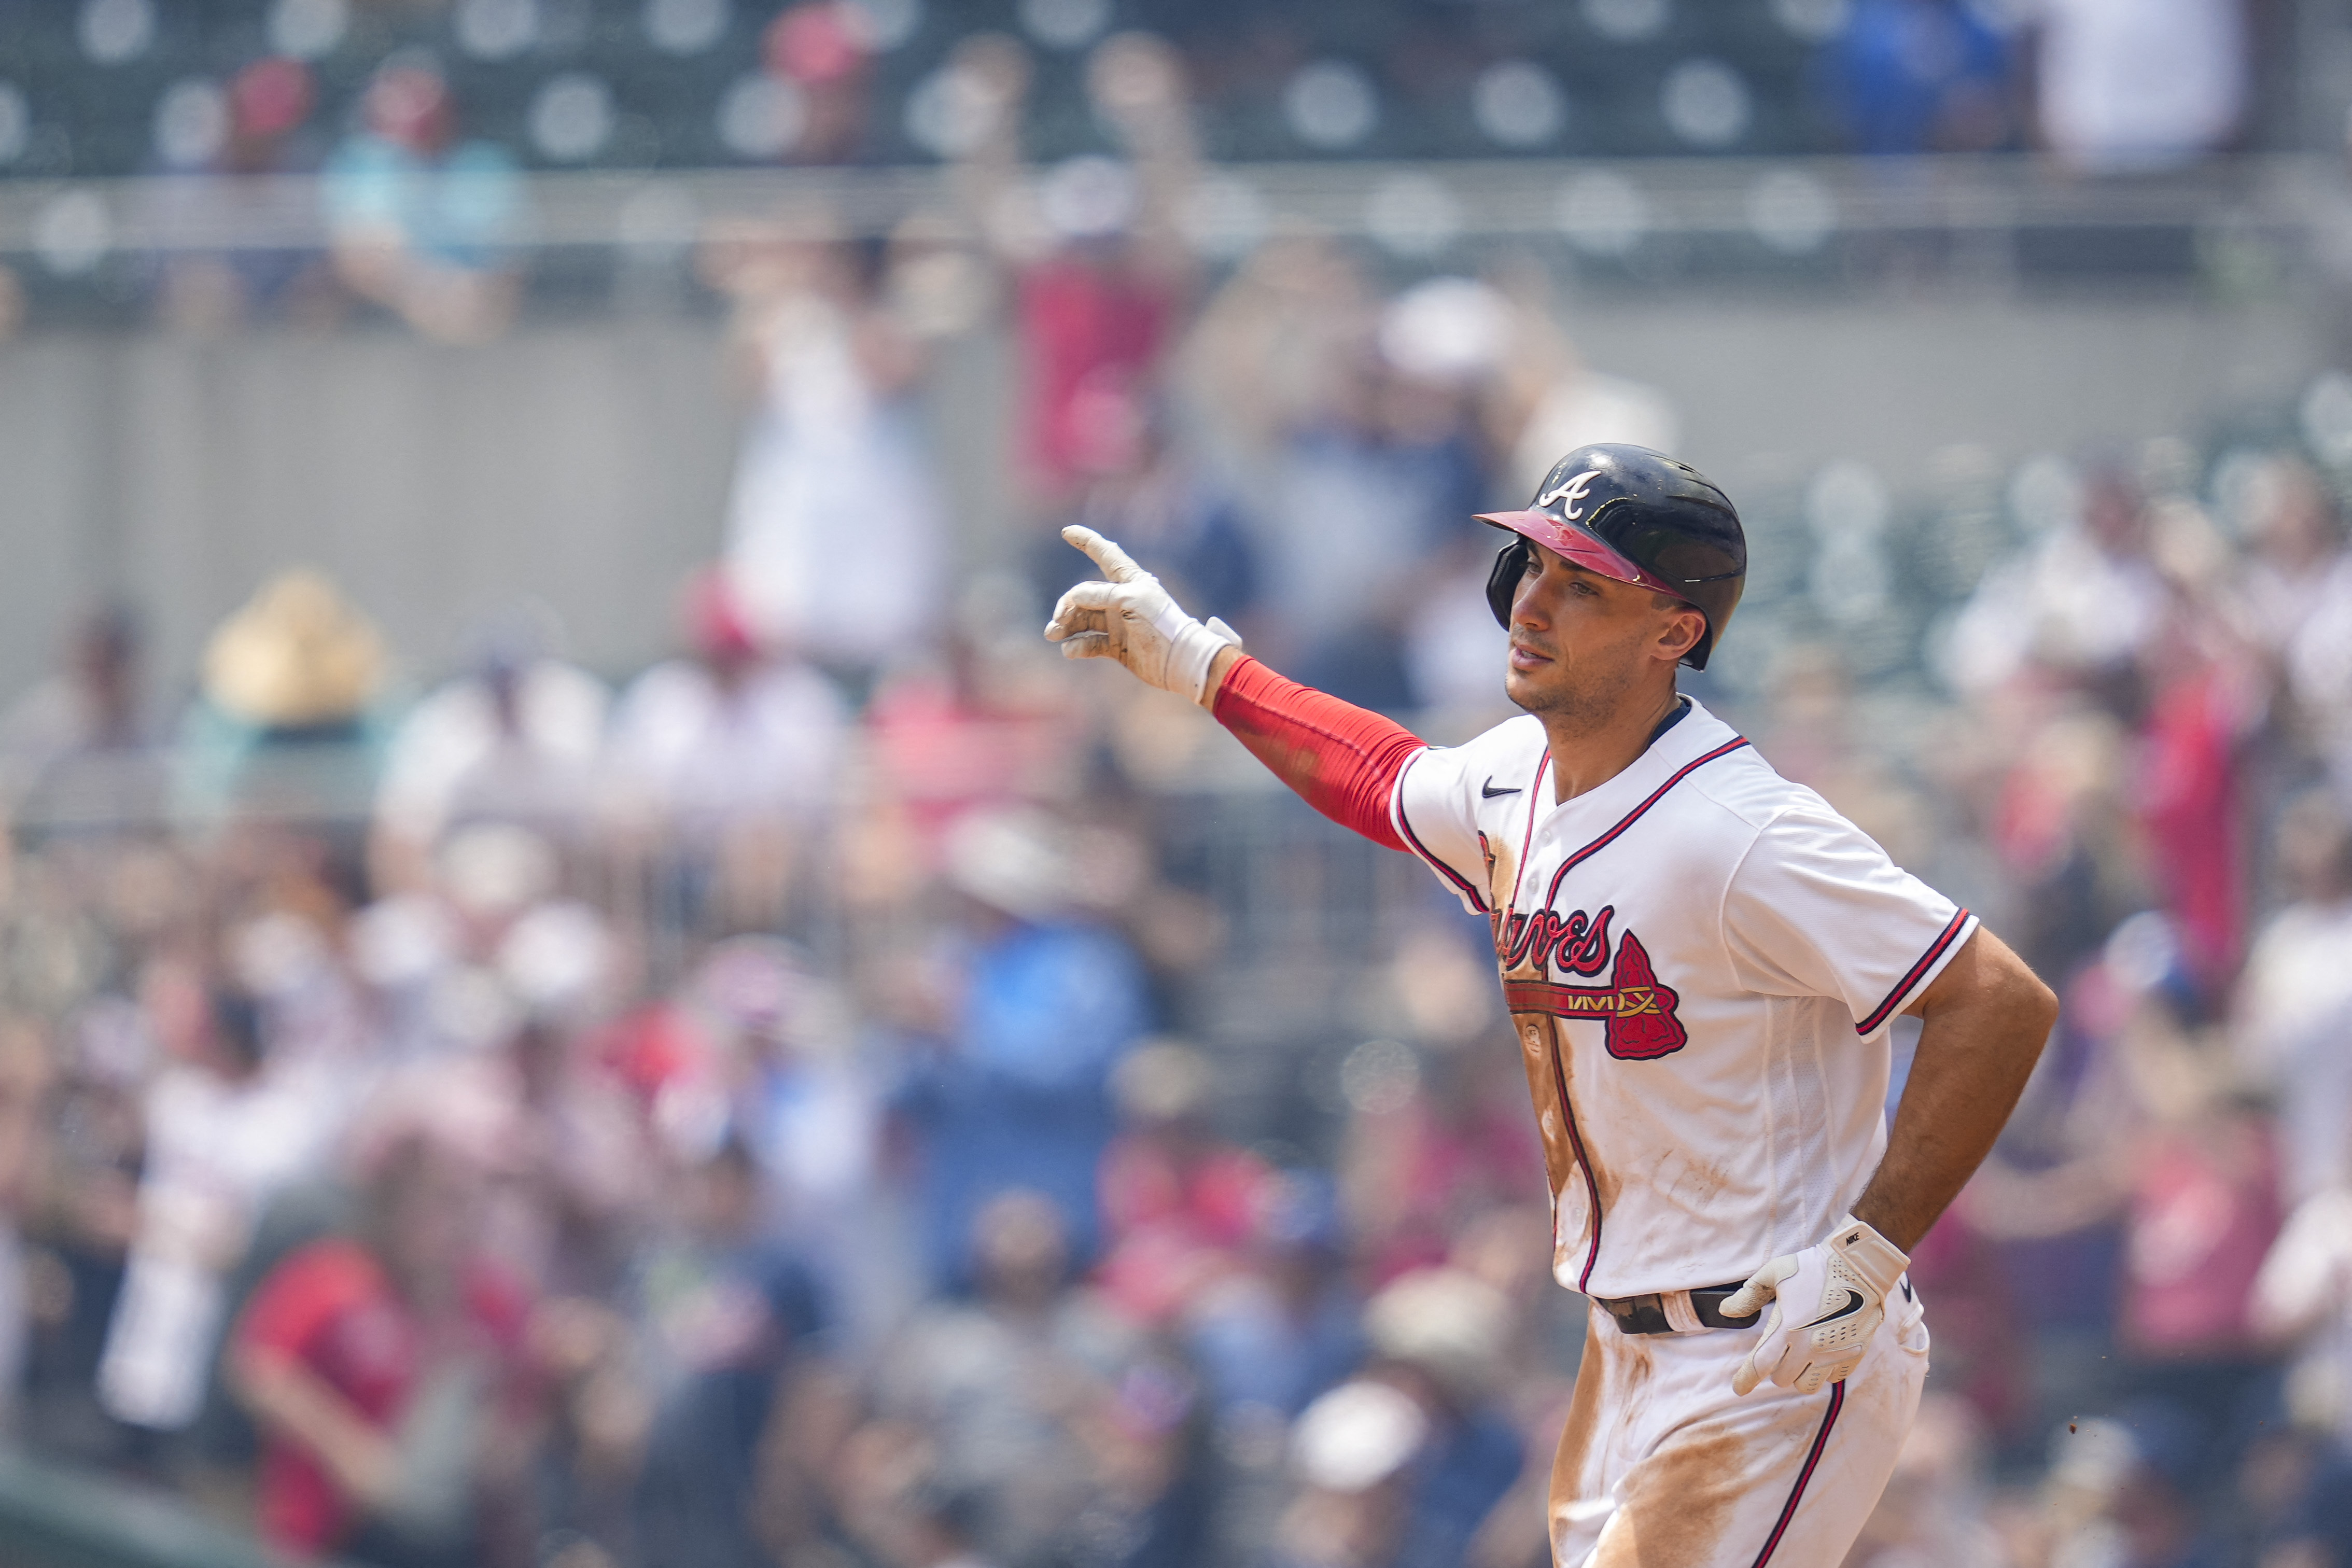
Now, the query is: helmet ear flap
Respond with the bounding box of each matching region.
[1486,539,1531,630]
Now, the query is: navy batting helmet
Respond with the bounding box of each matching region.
[1478,443,1747,670]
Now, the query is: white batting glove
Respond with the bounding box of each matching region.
[1725,1217,1909,1397]
[1044,525,1242,707]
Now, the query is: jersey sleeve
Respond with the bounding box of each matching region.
[1722,804,1977,1036]
[1392,743,1492,914]
[1210,656,1426,853]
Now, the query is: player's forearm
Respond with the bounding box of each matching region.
[1204,642,1244,704]
[1851,930,2057,1252]
[1208,653,1425,853]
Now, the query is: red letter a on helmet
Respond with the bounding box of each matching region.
[1604,931,1687,1061]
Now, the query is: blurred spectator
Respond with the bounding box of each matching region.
[945,33,1202,513]
[2236,455,2344,663]
[1903,1208,2035,1449]
[2233,790,2352,1202]
[872,1189,1194,1567]
[1822,0,2015,155]
[1984,910,2284,1468]
[1339,1024,1544,1288]
[347,822,617,1062]
[1180,236,1377,479]
[1988,705,2148,984]
[858,584,1086,886]
[0,603,163,840]
[605,571,846,943]
[480,1012,647,1301]
[1962,925,2153,1442]
[1947,463,2169,697]
[371,615,608,895]
[1065,386,1262,635]
[98,980,343,1437]
[1356,1269,1525,1568]
[711,228,946,686]
[1274,1269,1522,1568]
[631,1136,831,1568]
[22,1002,148,1462]
[1489,276,1679,502]
[1201,276,1490,706]
[179,569,392,825]
[229,1125,542,1567]
[2280,507,2352,802]
[2024,0,2248,171]
[1276,1379,1429,1568]
[687,936,909,1354]
[2132,594,2263,992]
[2059,1404,2233,1567]
[2255,1184,2352,1464]
[1095,1039,1272,1327]
[2117,1083,2281,1440]
[761,2,877,165]
[896,808,1147,1289]
[1184,1171,1364,1423]
[322,61,523,344]
[153,57,335,334]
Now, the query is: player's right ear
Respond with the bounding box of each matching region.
[1653,601,1706,663]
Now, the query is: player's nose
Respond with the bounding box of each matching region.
[1510,582,1554,635]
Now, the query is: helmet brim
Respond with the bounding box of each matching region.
[1474,509,1683,600]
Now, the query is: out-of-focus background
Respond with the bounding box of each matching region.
[0,1,2348,1565]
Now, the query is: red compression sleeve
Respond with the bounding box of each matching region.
[1210,656,1425,852]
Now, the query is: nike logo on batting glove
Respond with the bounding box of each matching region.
[1727,1218,1909,1397]
[1801,1289,1867,1328]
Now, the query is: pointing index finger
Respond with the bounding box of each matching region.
[1061,524,1142,584]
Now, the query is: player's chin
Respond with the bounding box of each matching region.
[1502,663,1556,711]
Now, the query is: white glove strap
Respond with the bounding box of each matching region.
[1826,1216,1909,1298]
[1167,614,1243,708]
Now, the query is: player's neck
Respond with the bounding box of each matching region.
[1542,682,1686,804]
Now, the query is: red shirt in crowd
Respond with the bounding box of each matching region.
[2137,666,2247,991]
[235,1237,533,1557]
[1017,253,1178,498]
[2122,1116,2281,1360]
[1096,1136,1273,1323]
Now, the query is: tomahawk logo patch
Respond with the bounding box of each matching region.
[1494,903,1688,1060]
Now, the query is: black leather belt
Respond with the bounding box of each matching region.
[1595,1281,1761,1335]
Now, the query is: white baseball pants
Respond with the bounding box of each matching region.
[1548,1285,1928,1566]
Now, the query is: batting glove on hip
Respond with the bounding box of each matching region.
[1725,1216,1909,1397]
[1044,526,1242,707]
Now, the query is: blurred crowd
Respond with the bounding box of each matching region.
[0,0,2285,337]
[1,235,2350,1568]
[0,11,2342,1568]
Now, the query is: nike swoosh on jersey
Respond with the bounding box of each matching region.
[1481,779,1521,798]
[1801,1290,1867,1328]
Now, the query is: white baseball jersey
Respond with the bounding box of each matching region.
[1391,697,1976,1300]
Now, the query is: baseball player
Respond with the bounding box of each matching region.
[1044,443,2058,1566]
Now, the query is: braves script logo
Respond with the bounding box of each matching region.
[1537,468,1603,522]
[1492,902,1688,1060]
